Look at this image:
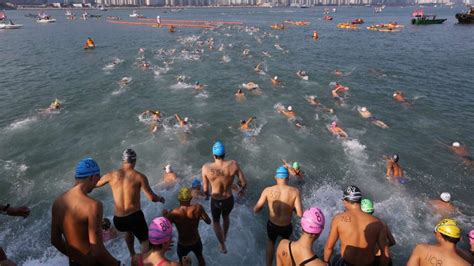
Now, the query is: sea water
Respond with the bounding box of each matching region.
[0,6,473,265]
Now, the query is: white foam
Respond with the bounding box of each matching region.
[6,117,38,131]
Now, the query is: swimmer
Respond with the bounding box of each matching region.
[393,90,410,105]
[449,141,473,166]
[119,77,131,86]
[242,48,250,56]
[234,89,246,101]
[324,185,390,265]
[278,105,296,119]
[331,83,349,103]
[102,218,118,242]
[240,116,256,131]
[271,76,281,86]
[190,178,206,200]
[334,69,343,76]
[384,154,405,184]
[276,207,326,266]
[407,218,469,266]
[328,121,349,138]
[306,95,320,106]
[194,81,204,91]
[296,70,309,80]
[254,62,264,73]
[163,164,178,186]
[254,166,303,266]
[282,160,304,180]
[47,99,61,111]
[175,114,188,128]
[141,110,161,132]
[361,198,396,265]
[162,187,211,265]
[84,37,95,49]
[430,192,456,216]
[140,62,150,69]
[358,106,389,129]
[243,82,259,90]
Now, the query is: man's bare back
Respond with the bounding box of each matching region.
[261,185,301,226]
[202,160,240,200]
[408,244,469,266]
[167,204,210,245]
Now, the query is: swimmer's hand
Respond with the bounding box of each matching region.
[156,196,165,204]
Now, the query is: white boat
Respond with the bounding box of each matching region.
[65,10,72,16]
[129,10,144,18]
[98,6,107,11]
[0,20,23,29]
[37,15,56,23]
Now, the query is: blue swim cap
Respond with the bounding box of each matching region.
[75,158,100,179]
[212,141,225,156]
[275,166,289,179]
[192,178,201,188]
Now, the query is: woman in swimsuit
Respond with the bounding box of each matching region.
[276,207,327,266]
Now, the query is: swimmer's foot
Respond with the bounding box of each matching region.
[219,243,228,254]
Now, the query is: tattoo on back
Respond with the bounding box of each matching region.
[341,215,351,223]
[270,190,281,200]
[425,253,443,266]
[210,168,225,177]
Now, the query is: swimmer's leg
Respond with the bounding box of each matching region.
[266,239,275,266]
[125,232,136,257]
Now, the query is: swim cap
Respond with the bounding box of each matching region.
[274,76,278,80]
[392,154,399,162]
[361,107,367,112]
[301,207,325,234]
[184,117,189,122]
[164,164,173,173]
[393,93,397,97]
[331,121,337,128]
[177,187,192,201]
[75,158,100,179]
[212,141,225,156]
[292,162,300,170]
[440,192,451,202]
[191,178,201,188]
[149,217,173,245]
[435,218,460,239]
[275,166,289,179]
[122,149,137,163]
[469,229,474,244]
[452,142,461,147]
[361,198,374,214]
[288,106,293,111]
[195,81,200,85]
[343,185,362,202]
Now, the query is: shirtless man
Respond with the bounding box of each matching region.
[254,166,303,266]
[163,187,211,265]
[51,158,120,266]
[194,81,204,91]
[201,141,247,253]
[163,164,178,186]
[358,106,389,129]
[332,84,348,103]
[240,117,255,131]
[282,160,304,180]
[407,218,469,266]
[48,99,61,111]
[276,207,326,266]
[235,89,246,101]
[385,154,405,184]
[255,62,264,73]
[306,96,320,106]
[141,110,161,132]
[430,192,456,216]
[191,178,206,200]
[175,114,188,128]
[96,149,165,257]
[449,142,473,166]
[393,90,410,105]
[324,185,390,265]
[271,76,281,86]
[278,106,296,119]
[329,121,349,138]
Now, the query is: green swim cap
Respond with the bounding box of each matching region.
[293,162,300,170]
[361,198,374,214]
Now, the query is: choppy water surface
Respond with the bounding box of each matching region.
[0,6,473,265]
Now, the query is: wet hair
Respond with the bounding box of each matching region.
[102,218,111,230]
[214,154,225,160]
[440,233,460,244]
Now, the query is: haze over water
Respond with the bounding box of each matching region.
[0,6,473,265]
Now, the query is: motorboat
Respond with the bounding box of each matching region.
[455,6,474,24]
[129,10,145,18]
[37,14,56,23]
[0,20,23,29]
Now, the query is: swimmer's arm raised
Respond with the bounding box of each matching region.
[323,217,340,263]
[199,205,211,225]
[253,189,267,213]
[88,202,119,265]
[385,162,392,177]
[294,191,303,218]
[141,175,164,203]
[175,114,182,122]
[50,202,68,256]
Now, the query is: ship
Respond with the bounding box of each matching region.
[455,6,474,24]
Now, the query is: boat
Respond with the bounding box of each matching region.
[98,6,107,11]
[129,10,145,18]
[81,11,88,20]
[0,13,22,29]
[323,15,333,21]
[455,6,474,24]
[65,10,72,16]
[37,14,56,23]
[411,9,446,25]
[352,18,364,24]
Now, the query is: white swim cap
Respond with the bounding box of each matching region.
[287,106,293,111]
[361,107,367,112]
[393,93,398,97]
[165,164,173,173]
[184,117,189,122]
[452,142,461,147]
[274,76,278,80]
[440,192,451,202]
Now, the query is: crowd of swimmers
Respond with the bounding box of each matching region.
[1,140,473,266]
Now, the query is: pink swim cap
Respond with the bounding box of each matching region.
[331,121,337,128]
[301,207,325,234]
[469,229,474,244]
[149,217,173,245]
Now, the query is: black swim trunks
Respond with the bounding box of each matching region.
[177,239,203,260]
[113,210,148,241]
[266,220,293,242]
[331,254,377,266]
[210,196,234,221]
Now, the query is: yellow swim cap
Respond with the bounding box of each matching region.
[435,218,461,239]
[177,187,192,202]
